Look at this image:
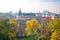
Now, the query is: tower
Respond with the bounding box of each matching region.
[18,9,22,16]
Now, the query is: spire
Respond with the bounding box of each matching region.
[18,9,22,16]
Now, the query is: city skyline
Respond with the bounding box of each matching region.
[0,0,60,13]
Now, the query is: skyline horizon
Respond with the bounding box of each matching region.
[0,9,60,13]
[0,0,60,13]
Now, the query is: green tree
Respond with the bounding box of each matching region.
[0,18,18,40]
[0,18,9,40]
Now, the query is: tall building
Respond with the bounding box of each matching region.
[18,9,22,16]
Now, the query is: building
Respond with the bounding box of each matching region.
[0,13,10,19]
[16,9,37,36]
[55,14,60,20]
[0,12,15,19]
[16,9,53,36]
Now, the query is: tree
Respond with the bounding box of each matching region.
[0,18,9,40]
[38,21,49,40]
[48,19,60,32]
[26,18,39,36]
[50,30,60,40]
[9,19,18,26]
[0,18,18,40]
[48,19,60,40]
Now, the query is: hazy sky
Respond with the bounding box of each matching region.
[0,0,60,13]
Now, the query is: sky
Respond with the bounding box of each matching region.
[0,0,60,13]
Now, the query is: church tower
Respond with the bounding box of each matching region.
[18,9,22,16]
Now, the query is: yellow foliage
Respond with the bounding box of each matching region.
[0,23,2,27]
[50,30,60,40]
[48,19,60,32]
[10,19,18,25]
[26,18,39,36]
[26,21,32,27]
[8,32,17,40]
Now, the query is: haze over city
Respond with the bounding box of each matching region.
[0,0,60,13]
[0,0,60,40]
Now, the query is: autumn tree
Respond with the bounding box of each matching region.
[8,18,18,40]
[48,19,60,40]
[26,18,39,36]
[37,21,48,40]
[50,30,60,40]
[48,19,60,32]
